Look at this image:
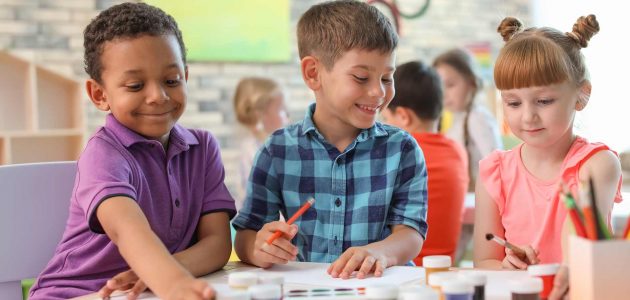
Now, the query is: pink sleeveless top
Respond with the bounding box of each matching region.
[479,136,623,263]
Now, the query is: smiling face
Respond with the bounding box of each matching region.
[88,34,187,145]
[313,49,396,133]
[501,81,584,148]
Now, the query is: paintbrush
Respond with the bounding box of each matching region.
[485,233,527,257]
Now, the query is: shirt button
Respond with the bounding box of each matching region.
[335,198,341,207]
[175,199,180,207]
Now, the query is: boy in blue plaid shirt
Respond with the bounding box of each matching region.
[233,0,428,279]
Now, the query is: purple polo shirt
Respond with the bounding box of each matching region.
[30,114,236,300]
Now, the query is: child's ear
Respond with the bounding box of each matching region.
[184,65,189,82]
[576,81,592,111]
[86,79,110,112]
[301,56,321,91]
[394,106,412,126]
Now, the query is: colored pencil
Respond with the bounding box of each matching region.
[266,198,315,245]
[562,193,587,238]
[623,216,630,240]
[588,178,612,240]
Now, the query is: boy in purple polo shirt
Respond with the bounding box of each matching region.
[29,3,235,300]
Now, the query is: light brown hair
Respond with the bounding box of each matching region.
[297,0,398,69]
[494,15,599,90]
[233,77,281,127]
[433,48,483,185]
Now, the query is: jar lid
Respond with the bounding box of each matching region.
[528,263,560,276]
[442,279,474,294]
[460,272,487,285]
[257,274,284,285]
[228,272,258,288]
[422,255,452,268]
[427,271,458,287]
[216,289,251,300]
[247,284,282,299]
[399,286,439,300]
[510,278,543,294]
[365,284,398,299]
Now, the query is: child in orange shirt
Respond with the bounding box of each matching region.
[381,61,469,265]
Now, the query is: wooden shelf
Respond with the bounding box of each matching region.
[0,52,33,131]
[36,67,83,130]
[10,134,83,164]
[0,51,84,165]
[0,137,5,165]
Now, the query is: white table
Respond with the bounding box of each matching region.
[73,262,529,300]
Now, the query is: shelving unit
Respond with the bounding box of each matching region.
[0,51,84,165]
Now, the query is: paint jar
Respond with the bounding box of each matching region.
[510,278,543,300]
[365,284,398,300]
[228,272,258,290]
[460,272,486,300]
[248,284,282,300]
[399,285,440,300]
[527,263,560,299]
[442,279,473,300]
[427,271,459,300]
[257,274,284,294]
[423,255,452,284]
[216,289,251,300]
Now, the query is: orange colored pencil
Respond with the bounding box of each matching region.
[266,198,315,245]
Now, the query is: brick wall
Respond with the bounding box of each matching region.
[0,0,530,196]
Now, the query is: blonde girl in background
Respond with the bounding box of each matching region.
[433,49,503,191]
[474,14,622,299]
[233,77,289,211]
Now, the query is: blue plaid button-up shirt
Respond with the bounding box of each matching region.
[233,103,428,263]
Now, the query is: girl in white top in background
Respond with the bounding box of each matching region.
[434,49,503,191]
[233,77,289,211]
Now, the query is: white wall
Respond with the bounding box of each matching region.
[533,0,630,152]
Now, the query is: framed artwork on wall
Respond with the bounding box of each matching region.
[146,0,291,62]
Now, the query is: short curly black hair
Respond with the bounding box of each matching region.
[83,2,187,83]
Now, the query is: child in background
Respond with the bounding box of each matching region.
[433,48,503,191]
[474,14,622,299]
[29,3,235,300]
[380,61,469,265]
[233,0,428,279]
[233,77,289,211]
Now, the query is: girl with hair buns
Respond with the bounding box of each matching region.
[433,48,503,192]
[474,14,623,299]
[233,77,289,211]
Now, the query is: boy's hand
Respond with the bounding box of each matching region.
[163,277,214,300]
[501,245,540,269]
[254,221,299,267]
[98,270,146,300]
[327,246,389,279]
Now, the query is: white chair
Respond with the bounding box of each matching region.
[0,161,76,300]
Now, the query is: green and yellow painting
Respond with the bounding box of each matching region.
[145,0,291,62]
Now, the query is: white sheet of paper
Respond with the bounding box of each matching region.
[248,261,424,288]
[106,265,528,300]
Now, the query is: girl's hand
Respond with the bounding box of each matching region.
[254,221,299,267]
[98,270,146,300]
[164,277,214,300]
[501,245,540,269]
[327,246,389,279]
[548,265,570,300]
